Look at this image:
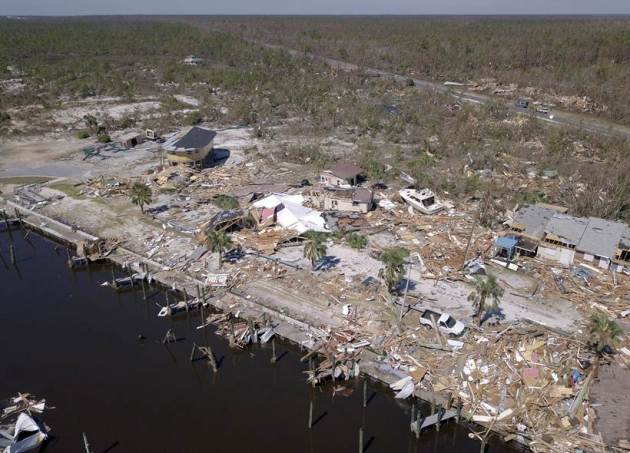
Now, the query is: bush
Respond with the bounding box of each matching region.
[97,134,111,143]
[346,232,367,249]
[187,110,203,125]
[0,112,11,124]
[212,194,239,210]
[76,130,90,139]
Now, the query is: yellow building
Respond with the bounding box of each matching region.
[163,126,216,167]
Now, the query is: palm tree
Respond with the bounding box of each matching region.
[588,313,622,378]
[379,247,408,293]
[130,182,152,213]
[303,231,327,268]
[467,273,504,327]
[206,230,233,268]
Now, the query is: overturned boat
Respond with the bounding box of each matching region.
[1,413,48,453]
[399,188,444,215]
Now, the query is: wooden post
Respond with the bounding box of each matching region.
[308,399,313,429]
[9,244,15,265]
[127,264,134,288]
[270,338,277,364]
[399,261,413,321]
[358,427,363,453]
[456,399,462,423]
[3,211,13,242]
[111,267,116,286]
[141,278,147,300]
[410,399,416,424]
[331,354,336,385]
[436,404,442,431]
[190,343,197,361]
[82,432,91,453]
[363,380,367,408]
[183,288,189,312]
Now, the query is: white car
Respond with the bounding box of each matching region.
[419,309,466,336]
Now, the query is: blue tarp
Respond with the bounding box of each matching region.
[496,236,518,250]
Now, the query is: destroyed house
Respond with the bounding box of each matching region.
[320,162,363,187]
[303,188,373,213]
[163,126,216,167]
[576,218,629,270]
[537,214,588,266]
[508,204,630,270]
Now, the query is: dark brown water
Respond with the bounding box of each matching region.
[0,230,515,453]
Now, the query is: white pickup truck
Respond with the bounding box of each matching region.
[419,309,466,336]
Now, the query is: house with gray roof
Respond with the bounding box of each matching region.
[162,126,216,167]
[576,218,629,270]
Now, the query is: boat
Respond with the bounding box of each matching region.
[158,298,205,317]
[398,188,444,215]
[1,413,48,453]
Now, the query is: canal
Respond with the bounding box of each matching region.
[0,230,515,452]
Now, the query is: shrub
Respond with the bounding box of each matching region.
[212,194,239,210]
[76,130,90,139]
[346,232,367,249]
[97,134,111,143]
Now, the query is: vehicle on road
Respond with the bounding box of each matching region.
[419,309,466,336]
[535,105,551,115]
[515,99,529,109]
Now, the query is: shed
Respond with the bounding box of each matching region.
[495,236,518,261]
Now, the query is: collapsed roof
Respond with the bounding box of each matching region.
[252,193,328,234]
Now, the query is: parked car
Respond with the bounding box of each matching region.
[535,105,551,115]
[419,309,466,336]
[515,99,529,109]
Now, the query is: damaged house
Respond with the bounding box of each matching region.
[504,203,630,271]
[303,187,374,213]
[249,193,329,234]
[320,162,363,187]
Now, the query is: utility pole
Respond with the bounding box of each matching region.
[399,260,413,321]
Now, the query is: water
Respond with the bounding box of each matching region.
[0,230,515,452]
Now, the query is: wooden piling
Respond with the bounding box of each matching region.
[126,264,134,288]
[456,399,462,423]
[9,244,15,265]
[190,343,197,361]
[270,338,277,364]
[358,427,363,453]
[308,399,313,429]
[141,278,147,300]
[183,288,189,312]
[82,432,91,453]
[363,380,368,408]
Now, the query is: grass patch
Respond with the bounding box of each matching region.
[48,181,84,198]
[0,176,54,185]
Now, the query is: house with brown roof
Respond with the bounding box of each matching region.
[320,162,363,187]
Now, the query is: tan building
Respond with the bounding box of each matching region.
[304,188,373,213]
[162,126,216,167]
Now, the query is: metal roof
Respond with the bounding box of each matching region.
[544,214,589,246]
[170,126,216,150]
[352,188,373,204]
[512,204,558,239]
[577,217,626,258]
[496,236,518,250]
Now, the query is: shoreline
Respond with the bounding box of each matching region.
[1,197,525,450]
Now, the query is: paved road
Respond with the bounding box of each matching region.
[261,42,630,140]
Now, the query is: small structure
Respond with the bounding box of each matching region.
[162,126,216,167]
[495,236,519,261]
[119,131,144,149]
[320,162,363,187]
[303,187,373,213]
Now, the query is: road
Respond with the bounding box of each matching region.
[260,42,630,140]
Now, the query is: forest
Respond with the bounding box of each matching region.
[201,16,630,124]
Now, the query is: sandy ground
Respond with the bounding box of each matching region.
[591,363,630,445]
